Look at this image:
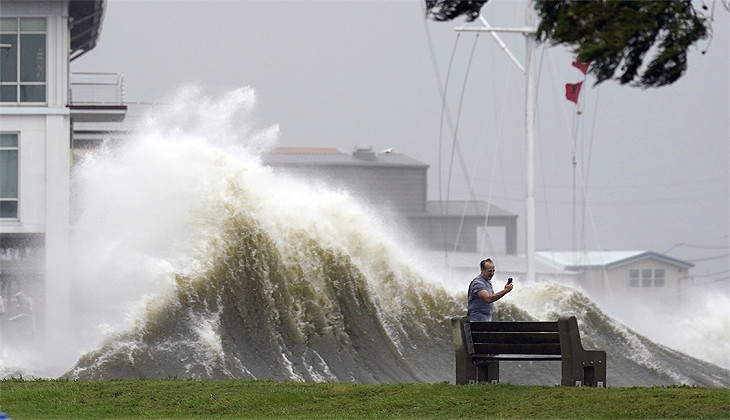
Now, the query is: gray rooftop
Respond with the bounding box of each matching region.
[537,251,695,270]
[261,146,429,168]
[425,201,515,218]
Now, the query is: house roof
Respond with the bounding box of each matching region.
[69,0,106,61]
[261,146,429,168]
[536,251,695,270]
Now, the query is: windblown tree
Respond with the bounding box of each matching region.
[425,0,712,88]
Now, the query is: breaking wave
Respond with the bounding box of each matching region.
[8,87,726,386]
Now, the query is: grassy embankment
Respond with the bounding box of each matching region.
[0,379,728,420]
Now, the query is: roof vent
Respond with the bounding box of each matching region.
[353,144,376,161]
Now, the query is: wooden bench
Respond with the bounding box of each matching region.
[452,316,606,387]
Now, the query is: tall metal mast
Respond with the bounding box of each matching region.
[455,2,537,282]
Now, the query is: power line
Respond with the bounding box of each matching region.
[694,269,730,278]
[686,253,730,262]
[691,276,730,285]
[664,242,730,254]
[544,177,728,190]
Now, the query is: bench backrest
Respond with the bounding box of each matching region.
[464,321,561,356]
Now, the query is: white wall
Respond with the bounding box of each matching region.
[0,1,73,358]
[0,12,71,232]
[579,258,689,306]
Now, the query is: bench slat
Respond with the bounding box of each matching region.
[472,342,562,355]
[472,354,563,362]
[468,321,559,333]
[471,331,560,345]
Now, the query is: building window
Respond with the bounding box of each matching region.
[641,269,653,288]
[654,269,665,288]
[0,17,46,103]
[628,268,665,288]
[629,269,640,288]
[0,133,19,218]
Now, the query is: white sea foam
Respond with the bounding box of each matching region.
[625,294,730,369]
[302,349,337,383]
[192,313,224,365]
[65,87,277,361]
[4,86,725,386]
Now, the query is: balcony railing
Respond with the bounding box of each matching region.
[69,72,125,105]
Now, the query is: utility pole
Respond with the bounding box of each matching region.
[455,2,538,282]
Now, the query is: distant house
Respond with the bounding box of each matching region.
[537,251,694,304]
[261,146,518,254]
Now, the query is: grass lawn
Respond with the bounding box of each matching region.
[0,379,728,420]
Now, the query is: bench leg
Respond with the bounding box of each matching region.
[453,316,472,385]
[474,361,499,384]
[562,354,607,387]
[559,317,607,387]
[455,353,477,385]
[452,316,501,385]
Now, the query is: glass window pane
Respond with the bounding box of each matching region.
[20,18,45,32]
[0,200,18,218]
[653,269,665,287]
[19,84,44,102]
[0,18,18,32]
[628,269,640,288]
[641,269,652,287]
[20,34,44,82]
[0,85,17,102]
[1,34,18,82]
[0,149,19,198]
[0,133,17,147]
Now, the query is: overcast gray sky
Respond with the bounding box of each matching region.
[71,0,730,291]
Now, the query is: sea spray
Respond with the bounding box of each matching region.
[64,86,462,381]
[5,86,722,386]
[67,173,461,381]
[508,283,729,386]
[617,293,730,370]
[563,276,730,371]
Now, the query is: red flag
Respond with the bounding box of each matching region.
[565,82,583,104]
[572,59,590,74]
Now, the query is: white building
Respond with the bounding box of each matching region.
[1,0,124,353]
[536,251,695,305]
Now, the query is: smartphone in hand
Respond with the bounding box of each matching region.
[507,278,513,284]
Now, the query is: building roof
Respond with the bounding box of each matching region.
[261,146,429,168]
[69,0,106,61]
[536,251,695,270]
[426,201,515,218]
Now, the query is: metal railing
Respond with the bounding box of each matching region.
[69,72,125,105]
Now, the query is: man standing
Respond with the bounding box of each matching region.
[467,259,513,321]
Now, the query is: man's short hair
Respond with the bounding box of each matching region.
[480,258,493,270]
